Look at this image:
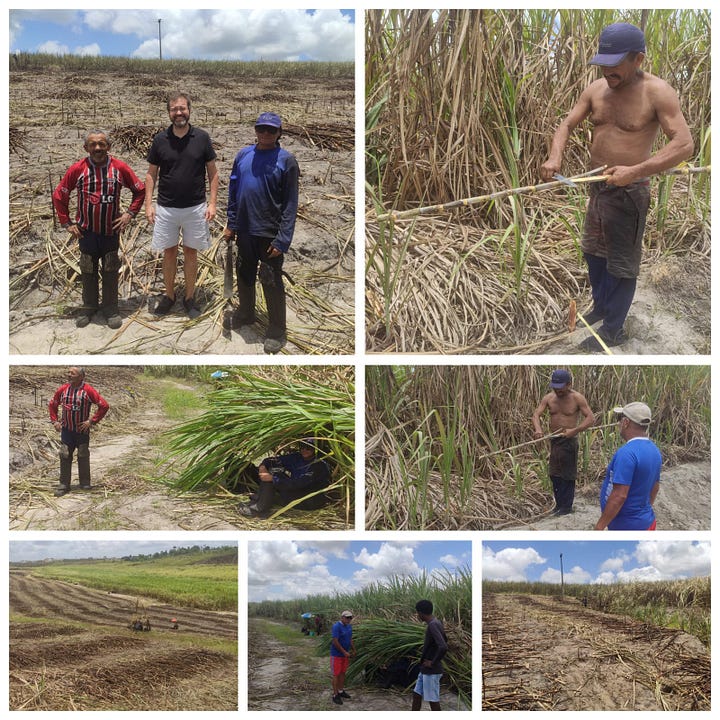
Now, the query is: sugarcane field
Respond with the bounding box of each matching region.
[10,365,354,530]
[482,542,710,711]
[9,543,238,711]
[365,365,710,531]
[247,541,471,711]
[365,9,710,355]
[9,55,354,355]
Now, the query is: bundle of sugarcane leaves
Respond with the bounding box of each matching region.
[159,366,354,526]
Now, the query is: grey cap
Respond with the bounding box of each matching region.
[614,402,652,425]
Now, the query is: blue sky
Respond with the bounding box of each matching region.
[10,540,234,562]
[249,540,471,602]
[484,540,710,584]
[9,9,355,61]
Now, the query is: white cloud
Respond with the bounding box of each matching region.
[352,543,421,584]
[483,546,546,581]
[75,44,101,57]
[633,541,710,578]
[38,40,69,55]
[599,553,629,572]
[540,565,592,584]
[439,554,460,567]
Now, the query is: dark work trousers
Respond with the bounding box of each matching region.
[584,253,637,338]
[549,437,578,510]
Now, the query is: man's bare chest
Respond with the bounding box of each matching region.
[591,91,658,134]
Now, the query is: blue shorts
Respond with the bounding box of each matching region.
[413,672,442,702]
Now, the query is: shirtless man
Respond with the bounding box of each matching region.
[532,369,595,515]
[541,22,694,350]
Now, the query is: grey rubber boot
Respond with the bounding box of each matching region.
[101,251,122,329]
[77,273,99,328]
[55,444,72,495]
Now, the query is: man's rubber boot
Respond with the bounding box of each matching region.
[55,444,72,495]
[233,280,257,327]
[77,259,99,328]
[101,251,122,329]
[77,444,92,489]
[238,481,274,517]
[260,266,286,353]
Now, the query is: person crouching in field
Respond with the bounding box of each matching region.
[52,130,145,329]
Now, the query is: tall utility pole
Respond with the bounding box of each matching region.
[559,553,564,599]
[158,18,162,61]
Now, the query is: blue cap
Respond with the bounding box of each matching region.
[255,112,282,128]
[589,23,646,67]
[550,369,572,388]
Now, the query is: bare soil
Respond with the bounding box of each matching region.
[9,570,238,711]
[503,461,711,531]
[248,618,468,712]
[9,69,354,355]
[9,366,349,531]
[483,593,710,711]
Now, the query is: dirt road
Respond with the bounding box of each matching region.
[483,593,709,711]
[10,570,238,711]
[248,618,468,711]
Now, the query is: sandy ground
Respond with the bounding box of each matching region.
[542,255,710,355]
[248,618,468,712]
[503,461,710,531]
[482,593,709,711]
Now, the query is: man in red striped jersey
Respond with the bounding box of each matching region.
[53,131,145,329]
[48,367,110,496]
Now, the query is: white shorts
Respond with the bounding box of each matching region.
[151,203,210,252]
[413,672,441,703]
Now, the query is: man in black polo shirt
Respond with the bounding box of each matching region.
[145,91,219,319]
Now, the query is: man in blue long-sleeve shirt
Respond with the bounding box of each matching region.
[222,112,300,354]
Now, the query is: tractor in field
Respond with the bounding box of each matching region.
[128,598,151,631]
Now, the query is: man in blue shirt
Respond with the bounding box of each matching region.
[330,610,355,705]
[222,112,300,353]
[596,402,662,530]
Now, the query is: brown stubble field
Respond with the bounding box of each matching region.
[9,67,354,354]
[9,569,238,710]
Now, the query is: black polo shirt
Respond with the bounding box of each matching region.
[147,124,216,208]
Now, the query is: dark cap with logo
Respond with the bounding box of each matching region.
[589,23,646,67]
[550,369,572,388]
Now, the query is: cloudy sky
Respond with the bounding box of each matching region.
[9,9,355,61]
[249,541,471,602]
[10,540,234,562]
[483,540,710,584]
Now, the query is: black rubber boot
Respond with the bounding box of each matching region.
[102,271,122,329]
[238,481,275,518]
[77,273,99,328]
[260,269,286,353]
[77,444,91,489]
[234,281,257,327]
[55,445,72,495]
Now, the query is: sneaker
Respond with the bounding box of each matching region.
[332,695,343,706]
[263,335,286,354]
[339,691,351,699]
[153,294,175,315]
[581,308,604,325]
[183,296,201,319]
[553,507,572,516]
[53,485,70,497]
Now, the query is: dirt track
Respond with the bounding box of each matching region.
[9,570,238,711]
[482,593,709,711]
[248,618,468,711]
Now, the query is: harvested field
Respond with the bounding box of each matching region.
[9,570,238,711]
[9,66,354,355]
[482,593,710,711]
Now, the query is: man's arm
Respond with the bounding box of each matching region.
[331,636,350,657]
[540,88,593,181]
[271,157,300,253]
[595,483,630,530]
[531,395,549,438]
[606,82,694,185]
[144,164,159,223]
[205,159,219,222]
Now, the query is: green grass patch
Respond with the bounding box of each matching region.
[252,618,311,647]
[31,561,237,611]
